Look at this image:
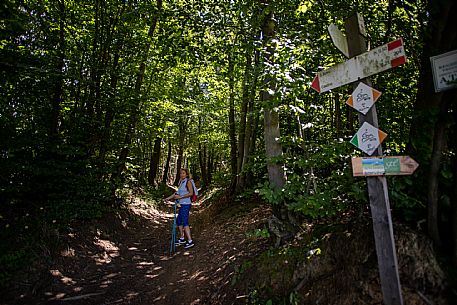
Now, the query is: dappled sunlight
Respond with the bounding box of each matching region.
[60,247,76,257]
[35,202,181,304]
[19,194,274,304]
[50,269,76,285]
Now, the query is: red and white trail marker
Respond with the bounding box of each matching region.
[346,82,382,115]
[311,38,406,93]
[350,122,387,156]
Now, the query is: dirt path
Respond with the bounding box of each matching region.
[9,197,270,305]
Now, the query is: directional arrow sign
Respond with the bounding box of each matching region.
[311,38,406,93]
[350,122,387,156]
[346,82,381,115]
[328,23,349,57]
[351,156,419,177]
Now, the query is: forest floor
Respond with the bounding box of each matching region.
[3,191,272,305]
[2,190,453,305]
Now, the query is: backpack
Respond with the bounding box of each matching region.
[186,178,198,202]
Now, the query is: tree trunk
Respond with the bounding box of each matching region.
[246,109,260,186]
[228,51,238,193]
[407,0,457,245]
[427,113,446,247]
[148,137,162,187]
[50,0,65,139]
[198,117,208,188]
[199,142,208,188]
[98,37,123,173]
[162,135,172,185]
[240,48,260,189]
[334,92,342,138]
[111,0,162,188]
[173,118,186,186]
[408,0,456,164]
[208,148,214,186]
[261,11,296,244]
[262,12,285,193]
[452,101,457,266]
[236,50,252,192]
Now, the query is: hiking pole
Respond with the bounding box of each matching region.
[169,201,177,254]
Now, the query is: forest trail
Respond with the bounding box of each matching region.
[10,197,270,305]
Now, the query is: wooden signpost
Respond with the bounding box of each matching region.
[310,38,406,93]
[352,156,419,177]
[310,13,410,305]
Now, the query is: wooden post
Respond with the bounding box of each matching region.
[345,13,404,305]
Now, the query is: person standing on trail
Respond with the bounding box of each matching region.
[164,168,195,249]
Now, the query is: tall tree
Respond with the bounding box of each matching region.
[261,6,296,242]
[111,0,163,187]
[228,49,238,192]
[407,0,457,246]
[148,137,162,186]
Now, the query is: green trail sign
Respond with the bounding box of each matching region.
[351,156,419,177]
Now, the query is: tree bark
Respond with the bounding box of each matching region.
[240,47,261,189]
[198,116,209,188]
[199,147,208,188]
[407,0,457,245]
[262,12,285,193]
[162,135,172,185]
[427,100,450,247]
[236,50,252,192]
[173,118,186,186]
[148,137,162,187]
[228,51,238,193]
[452,101,457,266]
[208,148,214,186]
[334,92,342,138]
[50,0,65,139]
[98,36,123,173]
[261,10,295,241]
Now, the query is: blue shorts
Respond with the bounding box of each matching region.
[177,204,191,227]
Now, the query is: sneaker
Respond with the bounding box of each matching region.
[175,238,186,246]
[184,240,194,249]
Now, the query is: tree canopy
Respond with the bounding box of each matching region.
[1,0,457,288]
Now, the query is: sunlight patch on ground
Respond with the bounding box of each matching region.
[50,269,76,285]
[138,261,155,265]
[190,270,207,282]
[125,291,139,299]
[102,272,120,280]
[94,238,119,252]
[129,197,175,220]
[60,247,75,257]
[49,292,66,300]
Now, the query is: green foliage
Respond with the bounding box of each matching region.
[257,139,368,219]
[1,0,456,295]
[231,260,253,286]
[246,227,271,239]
